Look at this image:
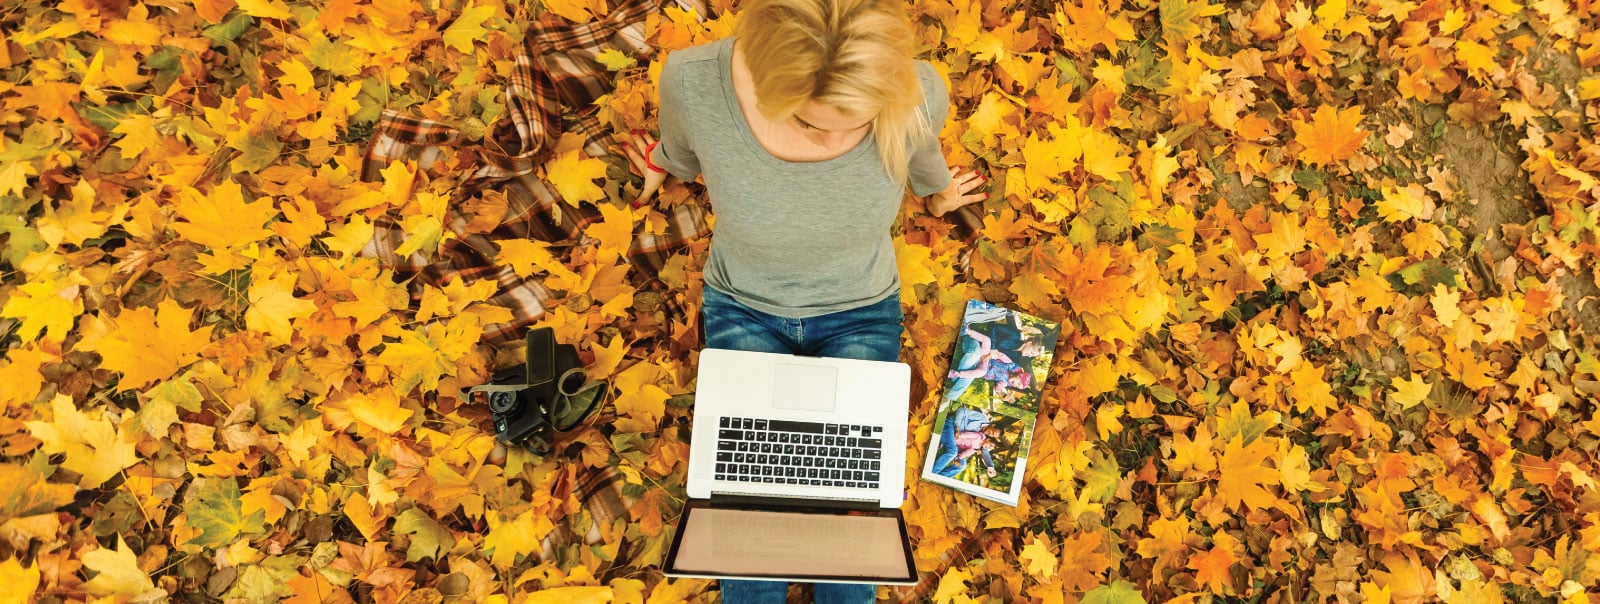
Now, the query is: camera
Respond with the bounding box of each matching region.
[467,327,592,448]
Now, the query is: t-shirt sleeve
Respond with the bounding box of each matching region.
[649,53,703,182]
[906,61,953,197]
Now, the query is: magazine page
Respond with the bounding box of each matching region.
[920,300,1061,506]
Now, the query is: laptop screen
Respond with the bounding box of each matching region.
[666,504,916,584]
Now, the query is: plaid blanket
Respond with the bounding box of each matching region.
[360,1,985,599]
[360,0,711,346]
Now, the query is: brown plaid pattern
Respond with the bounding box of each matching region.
[361,0,712,346]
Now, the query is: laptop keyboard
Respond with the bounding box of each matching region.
[715,416,885,489]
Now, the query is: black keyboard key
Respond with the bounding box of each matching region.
[808,468,819,478]
[847,437,857,447]
[720,417,730,428]
[860,438,882,449]
[718,441,736,451]
[809,479,821,485]
[719,429,743,441]
[786,478,798,484]
[784,445,795,454]
[771,420,825,434]
[848,459,859,469]
[823,480,834,486]
[786,467,796,477]
[846,482,856,488]
[717,452,732,462]
[825,424,838,435]
[716,473,728,480]
[864,449,881,459]
[829,447,841,457]
[866,472,879,482]
[853,471,863,481]
[755,419,767,430]
[741,418,752,429]
[851,449,862,458]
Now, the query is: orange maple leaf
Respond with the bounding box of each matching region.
[1293,105,1369,166]
[1188,532,1240,594]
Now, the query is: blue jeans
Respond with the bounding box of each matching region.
[702,285,898,604]
[930,414,962,478]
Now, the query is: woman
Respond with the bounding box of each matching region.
[943,325,1032,405]
[931,406,1001,479]
[618,0,986,600]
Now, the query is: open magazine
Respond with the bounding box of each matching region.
[920,300,1061,506]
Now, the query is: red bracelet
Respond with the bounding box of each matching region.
[644,141,668,174]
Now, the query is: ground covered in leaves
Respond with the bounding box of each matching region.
[3,0,1600,601]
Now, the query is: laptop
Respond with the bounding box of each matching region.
[664,348,919,585]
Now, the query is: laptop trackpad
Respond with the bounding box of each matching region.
[772,364,837,412]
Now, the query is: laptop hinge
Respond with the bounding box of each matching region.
[709,493,876,512]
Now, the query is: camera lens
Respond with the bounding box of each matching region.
[488,390,519,414]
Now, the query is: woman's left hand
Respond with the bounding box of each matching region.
[928,166,988,217]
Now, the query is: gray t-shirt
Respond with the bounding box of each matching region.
[649,36,953,319]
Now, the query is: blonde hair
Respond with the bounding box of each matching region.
[732,0,931,186]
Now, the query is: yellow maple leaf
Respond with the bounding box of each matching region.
[0,345,52,410]
[1287,362,1337,417]
[611,362,669,432]
[112,112,163,159]
[1360,582,1392,604]
[97,298,214,391]
[277,57,316,95]
[526,587,613,604]
[333,278,409,326]
[589,202,635,263]
[322,214,376,256]
[235,0,292,19]
[1292,105,1369,166]
[443,2,498,52]
[545,149,608,206]
[82,536,154,597]
[932,567,972,604]
[1215,436,1279,511]
[172,179,277,250]
[1376,183,1431,223]
[0,271,87,343]
[1022,121,1085,191]
[346,389,413,434]
[1019,536,1058,579]
[376,318,479,393]
[37,181,115,247]
[25,395,140,488]
[484,509,554,568]
[0,556,40,604]
[1389,373,1431,409]
[246,270,317,343]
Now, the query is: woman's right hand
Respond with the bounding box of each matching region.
[618,130,670,208]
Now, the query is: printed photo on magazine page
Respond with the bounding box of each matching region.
[920,300,1061,506]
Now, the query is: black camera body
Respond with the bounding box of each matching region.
[470,327,585,448]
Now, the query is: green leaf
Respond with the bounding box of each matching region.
[183,477,266,549]
[224,554,299,601]
[394,508,456,562]
[1083,580,1147,604]
[229,132,282,173]
[139,378,200,436]
[306,32,361,77]
[204,12,255,46]
[1080,449,1120,502]
[0,461,76,524]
